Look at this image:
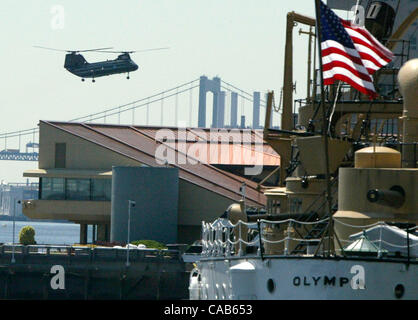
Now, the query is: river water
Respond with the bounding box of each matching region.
[0,220,92,245]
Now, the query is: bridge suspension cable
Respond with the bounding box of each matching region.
[0,77,265,161]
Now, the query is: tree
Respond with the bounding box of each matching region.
[19,226,36,245]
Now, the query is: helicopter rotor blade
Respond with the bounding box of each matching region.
[95,47,170,54]
[76,47,114,52]
[33,46,70,52]
[33,46,114,53]
[93,50,132,53]
[132,47,170,53]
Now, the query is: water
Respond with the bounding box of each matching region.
[0,220,92,245]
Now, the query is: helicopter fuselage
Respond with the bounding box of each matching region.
[64,53,138,79]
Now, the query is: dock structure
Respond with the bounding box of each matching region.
[0,244,188,300]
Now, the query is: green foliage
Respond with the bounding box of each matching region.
[19,225,36,245]
[131,240,167,250]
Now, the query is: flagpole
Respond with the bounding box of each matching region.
[314,0,334,256]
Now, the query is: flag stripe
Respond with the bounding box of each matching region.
[322,42,368,73]
[323,66,375,90]
[322,42,363,66]
[323,58,373,82]
[319,1,394,99]
[322,42,384,74]
[345,29,393,63]
[357,52,385,72]
[347,35,392,65]
[323,71,377,97]
[341,20,395,59]
[321,42,382,78]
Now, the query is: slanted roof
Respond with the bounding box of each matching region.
[41,121,277,207]
[124,126,280,166]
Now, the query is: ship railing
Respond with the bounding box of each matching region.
[333,220,418,259]
[201,217,329,258]
[338,238,418,250]
[201,218,417,259]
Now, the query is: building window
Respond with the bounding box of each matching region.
[39,177,111,201]
[55,143,66,168]
[41,178,65,200]
[66,179,90,200]
[290,198,302,213]
[91,179,112,201]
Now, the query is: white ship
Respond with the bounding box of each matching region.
[190,1,418,300]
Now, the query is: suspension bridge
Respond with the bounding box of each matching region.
[0,76,280,162]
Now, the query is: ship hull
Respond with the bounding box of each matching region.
[196,256,418,300]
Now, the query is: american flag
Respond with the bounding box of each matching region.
[319,1,394,99]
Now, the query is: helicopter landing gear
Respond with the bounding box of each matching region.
[81,78,85,82]
[92,78,96,83]
[127,73,130,80]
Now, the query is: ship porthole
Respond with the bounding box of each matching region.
[267,279,275,293]
[394,284,405,299]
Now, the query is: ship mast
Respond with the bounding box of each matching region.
[313,0,335,256]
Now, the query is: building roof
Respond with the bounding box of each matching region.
[24,168,112,179]
[40,121,280,207]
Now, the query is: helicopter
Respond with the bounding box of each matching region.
[33,46,169,82]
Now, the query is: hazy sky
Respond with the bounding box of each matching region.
[0,0,353,183]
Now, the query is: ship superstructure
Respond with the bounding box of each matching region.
[191,0,418,300]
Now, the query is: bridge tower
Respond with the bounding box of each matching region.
[198,76,225,128]
[252,91,261,129]
[230,92,238,128]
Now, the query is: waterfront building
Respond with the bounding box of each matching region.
[22,121,280,244]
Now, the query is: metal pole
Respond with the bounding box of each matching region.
[299,27,314,101]
[307,27,313,101]
[407,225,410,266]
[257,220,264,260]
[11,199,18,264]
[314,0,334,256]
[238,222,243,256]
[126,200,136,267]
[127,201,131,267]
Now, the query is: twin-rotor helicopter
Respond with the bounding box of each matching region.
[34,46,169,82]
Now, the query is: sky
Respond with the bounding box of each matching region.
[0,0,372,183]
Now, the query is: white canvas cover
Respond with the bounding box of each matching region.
[349,224,418,257]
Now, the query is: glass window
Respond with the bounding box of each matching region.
[66,179,90,200]
[91,179,111,201]
[39,177,111,201]
[55,143,66,168]
[41,178,65,200]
